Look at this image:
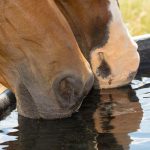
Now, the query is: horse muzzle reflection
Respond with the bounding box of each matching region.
[92,87,143,149]
[4,87,143,150]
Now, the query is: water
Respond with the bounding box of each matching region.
[0,73,149,150]
[0,47,150,149]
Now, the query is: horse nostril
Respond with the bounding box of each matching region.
[53,75,83,109]
[58,77,81,102]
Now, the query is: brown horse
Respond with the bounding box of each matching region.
[0,0,139,119]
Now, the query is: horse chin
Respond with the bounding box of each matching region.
[94,71,137,89]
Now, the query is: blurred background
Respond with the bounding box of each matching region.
[120,0,150,36]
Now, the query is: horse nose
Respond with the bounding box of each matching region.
[53,73,93,110]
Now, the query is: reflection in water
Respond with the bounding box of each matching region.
[0,83,148,150]
[93,88,142,150]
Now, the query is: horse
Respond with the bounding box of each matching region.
[0,0,139,119]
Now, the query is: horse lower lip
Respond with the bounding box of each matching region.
[48,108,79,119]
[37,100,83,119]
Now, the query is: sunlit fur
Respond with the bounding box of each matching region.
[0,0,140,119]
[55,0,140,89]
[90,0,139,88]
[0,0,93,119]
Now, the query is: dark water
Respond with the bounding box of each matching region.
[0,44,150,150]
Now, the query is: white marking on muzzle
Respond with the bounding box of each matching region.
[90,0,140,89]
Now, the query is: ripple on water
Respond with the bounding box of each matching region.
[0,110,18,149]
[129,77,150,149]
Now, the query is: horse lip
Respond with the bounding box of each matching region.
[38,98,84,119]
